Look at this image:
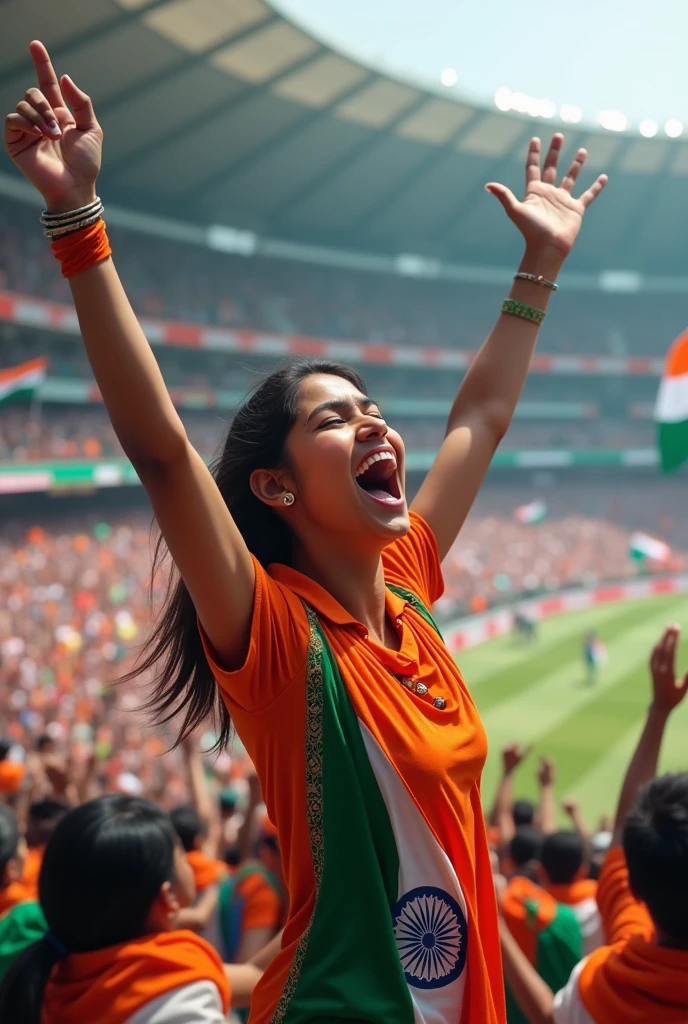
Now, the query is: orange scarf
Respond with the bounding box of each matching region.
[546,879,597,906]
[0,881,34,917]
[0,761,24,794]
[186,850,227,892]
[22,846,44,898]
[42,930,230,1024]
[579,934,688,1024]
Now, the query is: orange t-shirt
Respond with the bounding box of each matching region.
[235,869,282,933]
[22,846,44,898]
[575,848,687,1023]
[186,850,227,893]
[201,512,502,1024]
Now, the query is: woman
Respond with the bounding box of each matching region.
[0,794,262,1023]
[4,40,607,1024]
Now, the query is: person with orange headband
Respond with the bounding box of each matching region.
[0,795,266,1023]
[4,40,607,1024]
[500,624,688,1023]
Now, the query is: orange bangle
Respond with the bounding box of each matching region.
[50,219,112,279]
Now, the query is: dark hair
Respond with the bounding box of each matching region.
[0,739,12,762]
[36,735,53,752]
[509,826,544,868]
[0,795,179,1024]
[624,772,688,943]
[169,804,205,852]
[512,799,535,828]
[0,804,19,877]
[129,359,366,751]
[26,799,69,849]
[541,831,585,885]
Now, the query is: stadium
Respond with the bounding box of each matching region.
[1,2,687,1022]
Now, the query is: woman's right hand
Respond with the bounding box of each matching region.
[4,40,102,213]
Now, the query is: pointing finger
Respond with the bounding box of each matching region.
[29,40,64,112]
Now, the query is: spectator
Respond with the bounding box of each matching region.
[499,623,688,1023]
[540,833,602,954]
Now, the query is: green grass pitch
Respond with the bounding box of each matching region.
[456,594,688,828]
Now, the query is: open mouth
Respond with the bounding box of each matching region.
[355,449,403,506]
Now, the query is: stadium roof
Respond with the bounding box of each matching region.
[2,0,688,274]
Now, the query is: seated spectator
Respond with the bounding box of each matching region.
[0,794,263,1023]
[169,804,228,895]
[500,623,688,1023]
[540,832,602,954]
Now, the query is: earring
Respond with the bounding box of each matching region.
[283,492,295,506]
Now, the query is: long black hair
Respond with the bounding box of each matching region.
[0,795,179,1024]
[131,358,366,750]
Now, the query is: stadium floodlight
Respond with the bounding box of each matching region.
[639,119,658,138]
[440,67,458,87]
[394,254,441,278]
[560,104,582,124]
[597,110,627,132]
[494,87,512,112]
[665,118,684,138]
[510,92,530,114]
[207,224,257,256]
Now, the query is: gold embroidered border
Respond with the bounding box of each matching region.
[270,607,325,1022]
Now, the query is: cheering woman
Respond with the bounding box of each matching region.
[5,41,607,1024]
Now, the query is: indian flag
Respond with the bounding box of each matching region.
[0,358,47,407]
[656,330,688,472]
[629,531,671,563]
[514,500,547,525]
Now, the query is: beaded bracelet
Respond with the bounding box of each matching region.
[501,299,546,325]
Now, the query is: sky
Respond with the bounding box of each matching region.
[271,0,688,133]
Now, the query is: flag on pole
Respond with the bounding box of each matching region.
[655,330,688,472]
[629,531,671,563]
[0,358,47,407]
[514,500,547,525]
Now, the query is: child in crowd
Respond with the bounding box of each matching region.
[540,832,602,954]
[0,794,266,1024]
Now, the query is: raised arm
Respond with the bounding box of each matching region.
[489,742,531,846]
[412,135,607,559]
[561,798,591,841]
[181,732,222,858]
[612,624,688,845]
[536,757,557,835]
[4,41,254,669]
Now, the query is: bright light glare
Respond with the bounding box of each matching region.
[440,67,458,87]
[598,109,628,132]
[639,119,658,138]
[494,87,512,111]
[538,99,556,119]
[560,104,582,124]
[665,118,684,137]
[510,91,529,114]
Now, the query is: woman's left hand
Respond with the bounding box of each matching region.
[486,133,607,258]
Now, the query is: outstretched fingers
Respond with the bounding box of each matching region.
[578,173,608,209]
[561,148,588,192]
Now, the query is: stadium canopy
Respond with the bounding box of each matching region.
[2,0,688,275]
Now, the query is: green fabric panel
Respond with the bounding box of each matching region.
[506,904,582,1023]
[275,613,414,1023]
[534,903,583,994]
[385,583,443,639]
[0,901,47,983]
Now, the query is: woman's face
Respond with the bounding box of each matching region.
[279,373,410,550]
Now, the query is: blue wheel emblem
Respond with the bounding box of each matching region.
[392,886,467,989]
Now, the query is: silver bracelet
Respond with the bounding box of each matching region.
[40,197,102,225]
[43,209,104,239]
[514,271,558,291]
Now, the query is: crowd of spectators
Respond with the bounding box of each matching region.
[0,406,655,464]
[1,201,685,357]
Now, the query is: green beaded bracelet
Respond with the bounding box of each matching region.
[501,298,546,325]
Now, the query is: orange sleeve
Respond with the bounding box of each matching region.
[381,511,444,608]
[238,875,282,932]
[597,846,654,945]
[198,555,309,713]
